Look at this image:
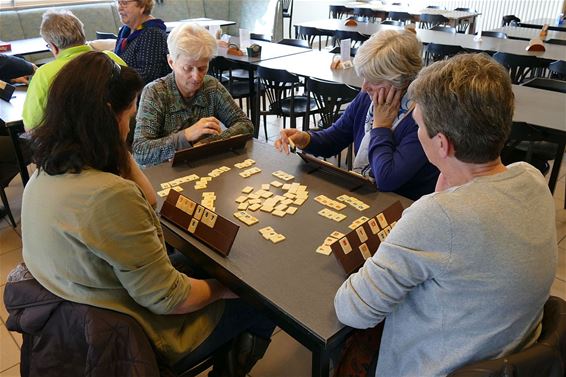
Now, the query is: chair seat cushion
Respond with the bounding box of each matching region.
[273,96,317,115]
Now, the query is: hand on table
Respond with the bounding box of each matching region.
[274,129,309,155]
[184,117,221,143]
[372,86,403,129]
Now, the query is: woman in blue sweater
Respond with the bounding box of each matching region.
[114,0,171,84]
[275,30,439,200]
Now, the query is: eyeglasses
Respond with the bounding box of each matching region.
[114,0,136,7]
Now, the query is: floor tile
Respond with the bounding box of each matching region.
[0,364,19,377]
[0,324,20,374]
[250,329,311,377]
[0,249,23,286]
[0,228,22,256]
[9,331,21,349]
[0,284,7,324]
[550,277,566,300]
[556,246,566,282]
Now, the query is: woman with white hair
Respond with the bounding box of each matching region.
[275,30,438,200]
[132,23,254,167]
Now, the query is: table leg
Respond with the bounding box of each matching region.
[312,348,330,377]
[468,16,477,34]
[548,140,565,195]
[7,126,29,187]
[249,66,260,138]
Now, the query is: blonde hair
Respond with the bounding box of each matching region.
[354,30,422,88]
[167,23,217,62]
[408,53,514,163]
[40,10,86,49]
[135,0,154,15]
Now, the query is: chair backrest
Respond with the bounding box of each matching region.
[306,77,359,129]
[431,25,456,33]
[480,31,508,39]
[454,7,475,12]
[96,31,117,40]
[353,7,378,22]
[426,5,445,9]
[282,0,293,15]
[256,66,301,113]
[329,5,347,19]
[424,43,465,65]
[448,296,566,377]
[380,19,403,26]
[549,60,566,80]
[333,29,369,47]
[388,11,413,23]
[296,26,320,48]
[419,13,449,29]
[493,52,549,84]
[502,14,521,27]
[277,38,310,49]
[521,77,566,93]
[546,38,566,46]
[251,32,271,42]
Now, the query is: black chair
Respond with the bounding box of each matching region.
[546,38,566,46]
[380,20,403,26]
[419,13,449,29]
[522,77,566,93]
[430,25,456,33]
[282,0,294,38]
[502,15,521,27]
[480,31,508,39]
[424,43,465,65]
[493,52,549,84]
[305,78,359,168]
[501,122,558,176]
[329,46,358,58]
[277,38,310,49]
[250,32,271,42]
[96,31,118,39]
[388,11,413,24]
[296,26,331,50]
[208,56,255,117]
[353,7,379,22]
[329,4,348,19]
[454,8,476,33]
[333,29,369,48]
[0,162,19,227]
[549,60,566,79]
[448,296,566,377]
[256,66,317,134]
[426,5,444,9]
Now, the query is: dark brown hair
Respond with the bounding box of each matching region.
[32,51,143,176]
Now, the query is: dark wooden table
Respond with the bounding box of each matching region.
[0,87,29,186]
[144,140,412,377]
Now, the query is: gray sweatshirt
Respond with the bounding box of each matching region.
[334,162,557,377]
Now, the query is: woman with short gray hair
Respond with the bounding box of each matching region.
[132,23,253,167]
[275,30,438,200]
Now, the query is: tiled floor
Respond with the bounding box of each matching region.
[0,117,564,377]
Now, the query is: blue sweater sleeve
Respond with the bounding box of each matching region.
[304,92,368,158]
[368,113,431,192]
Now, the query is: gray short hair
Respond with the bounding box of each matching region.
[408,53,514,163]
[354,30,422,88]
[167,23,217,62]
[40,10,86,50]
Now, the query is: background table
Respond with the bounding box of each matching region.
[144,140,411,377]
[521,18,566,32]
[492,26,566,42]
[3,37,48,57]
[165,18,236,33]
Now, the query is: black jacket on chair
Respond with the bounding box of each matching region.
[4,277,163,377]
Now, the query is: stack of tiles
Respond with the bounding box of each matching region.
[258,226,286,244]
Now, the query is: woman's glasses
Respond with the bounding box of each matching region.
[114,0,136,7]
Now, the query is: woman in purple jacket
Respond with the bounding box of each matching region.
[275,30,439,200]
